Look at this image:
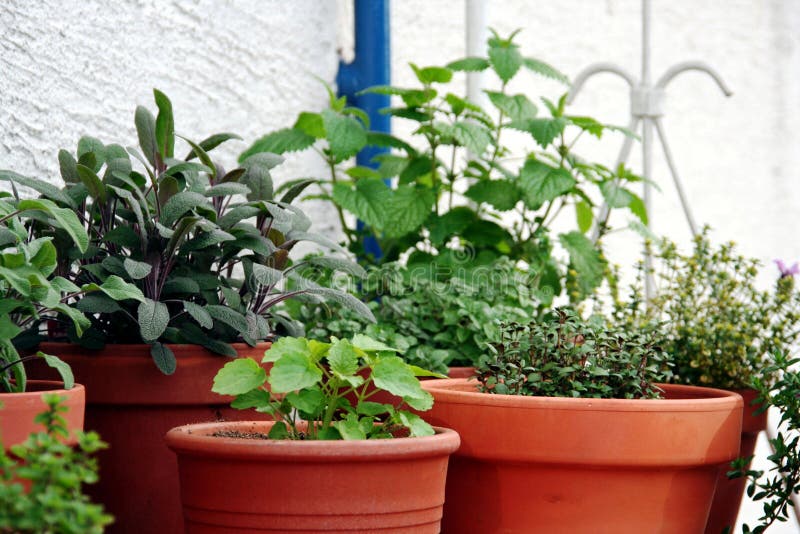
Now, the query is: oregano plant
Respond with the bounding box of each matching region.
[212,334,439,440]
[244,30,646,302]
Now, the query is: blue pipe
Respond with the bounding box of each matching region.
[336,0,391,259]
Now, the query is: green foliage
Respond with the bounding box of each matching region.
[607,228,800,389]
[5,89,372,374]
[476,308,671,399]
[282,257,543,372]
[212,335,438,440]
[0,196,137,393]
[245,30,645,302]
[0,395,113,533]
[729,352,800,534]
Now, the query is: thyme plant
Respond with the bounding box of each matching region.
[0,395,112,533]
[608,228,800,389]
[476,308,671,399]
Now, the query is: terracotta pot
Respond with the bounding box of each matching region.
[166,420,459,533]
[28,342,271,534]
[705,388,768,534]
[421,379,743,534]
[446,366,475,379]
[0,381,85,448]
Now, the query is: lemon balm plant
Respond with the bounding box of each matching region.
[211,334,438,439]
[166,335,459,532]
[243,30,646,303]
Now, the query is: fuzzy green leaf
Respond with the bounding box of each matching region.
[213,358,267,396]
[485,91,538,121]
[322,110,367,162]
[137,299,170,342]
[559,231,604,294]
[518,160,576,209]
[464,180,521,211]
[150,342,176,375]
[446,57,491,72]
[268,352,322,393]
[332,179,391,229]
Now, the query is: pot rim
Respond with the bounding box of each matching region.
[37,341,271,354]
[0,380,85,398]
[422,379,743,413]
[165,420,461,462]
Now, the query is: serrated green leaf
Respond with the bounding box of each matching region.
[509,117,567,147]
[518,160,576,209]
[293,112,326,139]
[239,128,315,162]
[446,57,490,72]
[485,91,537,121]
[410,63,453,84]
[138,299,170,341]
[268,351,322,393]
[523,57,569,84]
[332,179,391,229]
[231,388,271,410]
[286,388,325,415]
[452,121,492,155]
[327,338,360,377]
[489,42,523,83]
[628,193,648,225]
[213,358,267,395]
[383,185,435,238]
[600,181,634,208]
[396,410,435,436]
[559,231,604,295]
[351,334,398,353]
[464,180,521,211]
[322,109,367,162]
[262,337,310,363]
[427,207,477,245]
[333,413,367,440]
[371,356,432,410]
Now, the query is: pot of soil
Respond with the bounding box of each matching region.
[28,342,271,534]
[421,378,743,534]
[705,388,768,534]
[166,420,459,533]
[0,380,85,448]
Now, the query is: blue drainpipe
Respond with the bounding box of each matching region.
[336,0,391,259]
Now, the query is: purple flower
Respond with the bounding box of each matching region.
[774,259,800,279]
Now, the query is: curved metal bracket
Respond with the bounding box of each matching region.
[655,60,733,96]
[566,62,636,104]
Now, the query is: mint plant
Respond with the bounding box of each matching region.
[244,30,645,302]
[607,228,800,390]
[285,257,543,372]
[212,335,439,440]
[729,352,800,534]
[0,196,141,393]
[3,90,372,374]
[476,308,671,399]
[0,394,113,533]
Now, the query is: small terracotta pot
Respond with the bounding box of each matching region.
[166,420,460,533]
[421,379,743,534]
[705,388,768,534]
[0,381,85,448]
[28,342,271,534]
[446,366,475,379]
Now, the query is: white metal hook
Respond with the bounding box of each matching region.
[566,63,636,105]
[655,60,733,96]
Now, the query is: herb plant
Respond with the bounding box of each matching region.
[729,352,800,534]
[285,257,542,372]
[608,228,800,389]
[0,394,113,533]
[476,308,671,399]
[0,196,140,393]
[3,90,372,374]
[243,30,646,302]
[212,335,439,440]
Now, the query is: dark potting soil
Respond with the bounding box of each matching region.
[211,430,270,440]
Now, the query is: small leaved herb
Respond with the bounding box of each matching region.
[476,308,671,399]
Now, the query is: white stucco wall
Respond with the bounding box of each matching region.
[0,0,342,236]
[2,1,799,530]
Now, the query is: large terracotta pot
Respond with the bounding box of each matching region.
[29,342,271,534]
[0,380,85,448]
[705,388,768,534]
[421,379,743,534]
[166,420,460,533]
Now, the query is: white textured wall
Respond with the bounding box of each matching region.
[0,0,341,236]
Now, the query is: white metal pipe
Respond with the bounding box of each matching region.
[465,0,489,109]
[654,118,698,235]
